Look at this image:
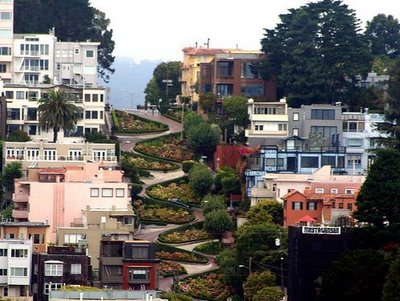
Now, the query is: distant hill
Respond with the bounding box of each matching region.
[100,57,160,109]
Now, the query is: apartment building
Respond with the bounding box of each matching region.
[99,239,160,290]
[246,98,289,146]
[12,163,131,241]
[57,205,136,270]
[0,239,32,300]
[4,139,117,170]
[3,83,106,138]
[0,0,14,83]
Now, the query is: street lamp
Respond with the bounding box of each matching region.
[120,90,134,110]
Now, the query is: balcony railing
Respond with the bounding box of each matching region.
[12,209,29,219]
[13,193,29,203]
[6,155,118,163]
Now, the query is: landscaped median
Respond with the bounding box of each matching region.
[160,261,187,277]
[122,152,180,171]
[155,243,209,264]
[134,133,194,162]
[139,205,195,225]
[158,222,210,244]
[112,110,169,134]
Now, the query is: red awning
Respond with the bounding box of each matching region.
[297,215,316,223]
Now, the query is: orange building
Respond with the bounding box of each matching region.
[282,187,358,227]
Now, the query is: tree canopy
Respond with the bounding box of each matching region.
[14,0,115,82]
[260,0,371,107]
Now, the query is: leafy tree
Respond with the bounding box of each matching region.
[186,122,220,156]
[14,0,115,81]
[85,131,111,143]
[246,200,283,226]
[216,248,243,295]
[0,206,13,220]
[214,166,236,193]
[204,209,234,238]
[356,149,400,227]
[253,287,284,301]
[236,223,286,268]
[2,162,23,192]
[6,130,31,142]
[243,271,277,300]
[221,96,249,128]
[144,78,160,106]
[318,249,388,301]
[375,57,400,149]
[260,0,371,106]
[365,14,400,58]
[382,258,400,301]
[38,90,81,143]
[199,92,217,114]
[121,158,140,184]
[152,61,181,105]
[201,195,227,215]
[183,112,204,135]
[188,164,213,198]
[221,174,241,196]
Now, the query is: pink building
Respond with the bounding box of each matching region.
[12,163,130,241]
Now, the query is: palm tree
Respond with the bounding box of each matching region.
[38,90,81,143]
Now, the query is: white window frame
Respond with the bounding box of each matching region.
[44,283,62,295]
[315,188,324,194]
[331,188,338,194]
[90,188,99,197]
[71,264,81,275]
[10,267,27,277]
[115,188,125,197]
[45,263,63,276]
[102,188,113,197]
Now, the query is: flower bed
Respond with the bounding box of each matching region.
[160,261,187,277]
[123,153,180,171]
[140,206,194,224]
[134,134,194,162]
[155,243,209,264]
[147,182,199,204]
[177,273,231,301]
[159,228,209,243]
[112,110,168,133]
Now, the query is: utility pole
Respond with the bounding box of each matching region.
[249,256,252,274]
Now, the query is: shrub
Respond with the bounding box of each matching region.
[201,195,227,215]
[182,160,197,173]
[138,169,151,177]
[188,164,213,198]
[131,184,143,197]
[204,210,234,237]
[194,241,225,255]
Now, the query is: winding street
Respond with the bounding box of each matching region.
[111,110,219,292]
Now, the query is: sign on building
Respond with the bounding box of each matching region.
[302,226,341,235]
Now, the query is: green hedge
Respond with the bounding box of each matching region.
[158,221,211,244]
[155,242,209,264]
[182,160,197,173]
[141,204,195,225]
[112,110,169,134]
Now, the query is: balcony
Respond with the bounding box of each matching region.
[13,193,29,203]
[12,208,29,219]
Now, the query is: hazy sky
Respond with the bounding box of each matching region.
[90,0,400,62]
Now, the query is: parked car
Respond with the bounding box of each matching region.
[170,197,192,209]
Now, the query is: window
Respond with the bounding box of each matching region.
[345,189,356,195]
[240,84,264,97]
[128,269,149,281]
[71,264,81,275]
[0,64,6,73]
[265,158,275,167]
[292,201,303,210]
[0,269,7,276]
[3,287,7,297]
[331,188,338,194]
[10,267,27,277]
[11,249,28,257]
[307,201,317,210]
[0,12,12,20]
[301,156,319,168]
[5,91,13,98]
[102,188,113,197]
[0,249,7,256]
[278,124,287,131]
[45,262,63,276]
[338,203,344,209]
[347,203,353,210]
[64,234,85,244]
[44,283,62,295]
[92,111,98,119]
[241,62,258,79]
[0,47,11,55]
[0,29,12,39]
[86,50,94,58]
[293,128,299,136]
[311,109,335,120]
[33,234,40,244]
[216,61,233,77]
[74,48,79,55]
[310,126,337,140]
[347,155,361,166]
[347,138,363,147]
[90,188,99,197]
[16,91,24,99]
[216,84,233,96]
[92,94,98,102]
[132,246,149,259]
[321,156,336,167]
[116,188,125,197]
[85,94,91,102]
[315,188,324,193]
[293,112,299,121]
[255,125,264,131]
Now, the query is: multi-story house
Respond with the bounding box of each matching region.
[342,109,385,175]
[13,32,56,85]
[32,245,91,301]
[0,0,14,83]
[4,138,117,170]
[99,239,160,290]
[12,162,131,241]
[0,239,32,300]
[0,222,50,253]
[248,165,364,206]
[57,205,136,271]
[3,83,106,138]
[245,98,288,146]
[54,41,100,87]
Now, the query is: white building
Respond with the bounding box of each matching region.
[342,109,385,175]
[13,32,56,85]
[245,98,289,147]
[54,41,100,87]
[0,239,32,300]
[0,0,14,83]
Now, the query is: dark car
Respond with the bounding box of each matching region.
[170,198,192,209]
